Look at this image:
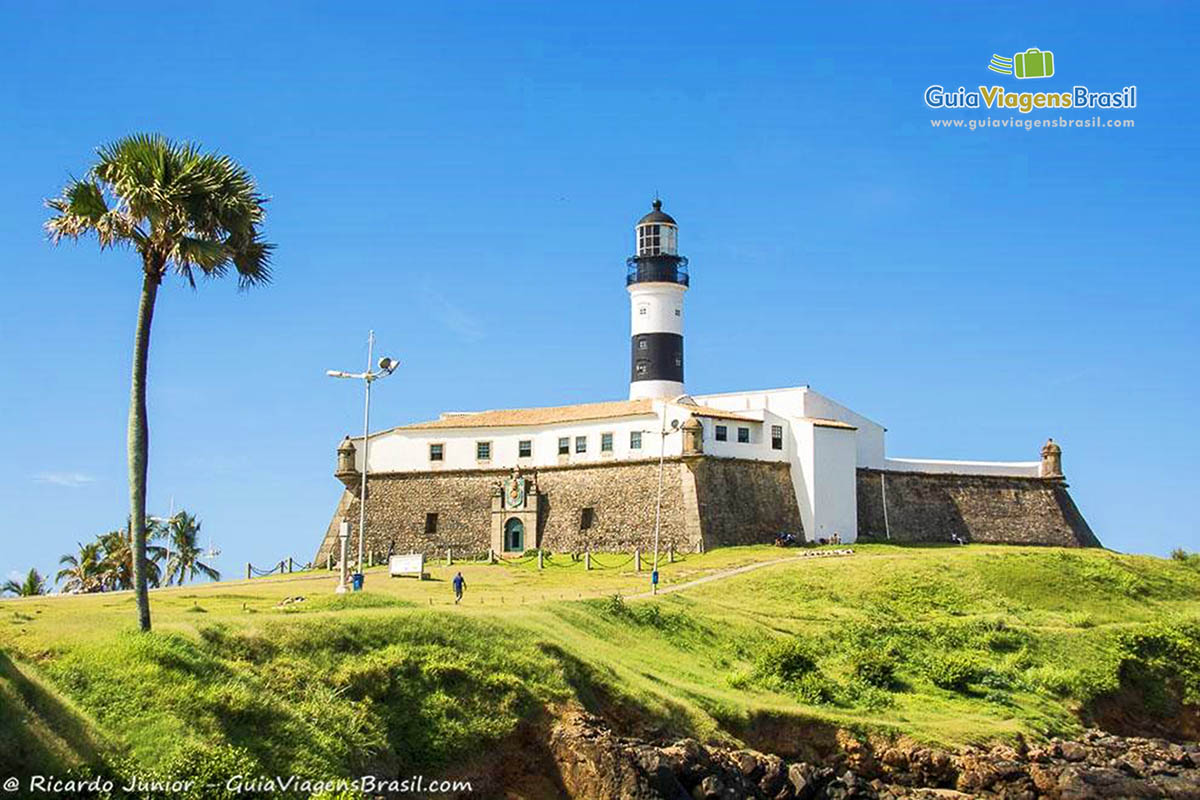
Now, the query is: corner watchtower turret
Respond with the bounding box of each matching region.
[627,199,689,400]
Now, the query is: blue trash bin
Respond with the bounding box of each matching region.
[351,573,364,592]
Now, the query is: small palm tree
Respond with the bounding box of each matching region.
[57,541,105,594]
[3,569,47,597]
[97,524,166,591]
[46,134,273,631]
[164,511,220,585]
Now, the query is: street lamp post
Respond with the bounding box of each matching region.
[650,408,681,595]
[335,519,350,594]
[327,330,399,577]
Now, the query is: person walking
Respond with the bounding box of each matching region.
[452,571,466,604]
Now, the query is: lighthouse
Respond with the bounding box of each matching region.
[627,199,689,400]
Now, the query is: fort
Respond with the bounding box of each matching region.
[315,201,1098,563]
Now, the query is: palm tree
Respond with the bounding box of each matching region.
[97,523,166,591]
[164,511,220,585]
[45,134,273,631]
[57,541,105,594]
[3,569,47,597]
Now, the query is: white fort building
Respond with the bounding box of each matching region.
[316,202,1097,561]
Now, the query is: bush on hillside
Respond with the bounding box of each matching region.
[1112,620,1200,712]
[754,638,818,686]
[922,651,985,692]
[850,649,898,689]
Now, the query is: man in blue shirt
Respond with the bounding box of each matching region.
[452,571,466,604]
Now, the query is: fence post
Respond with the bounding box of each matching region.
[446,547,452,566]
[288,557,294,573]
[327,552,332,571]
[635,547,642,572]
[488,548,496,564]
[669,544,675,563]
[585,551,592,571]
[368,551,374,568]
[538,549,544,570]
[246,563,252,580]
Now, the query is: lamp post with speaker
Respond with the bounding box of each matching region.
[326,330,399,589]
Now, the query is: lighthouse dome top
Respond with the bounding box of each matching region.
[637,198,676,226]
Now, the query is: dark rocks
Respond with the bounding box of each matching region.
[548,710,1200,799]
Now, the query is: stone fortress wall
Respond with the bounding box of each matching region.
[313,456,803,564]
[855,468,1100,547]
[314,442,1100,563]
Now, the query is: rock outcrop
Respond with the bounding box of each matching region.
[546,710,1200,800]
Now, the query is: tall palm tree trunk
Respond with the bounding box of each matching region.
[129,269,160,631]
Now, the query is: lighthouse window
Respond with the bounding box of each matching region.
[476,441,492,461]
[638,305,648,316]
[601,432,614,452]
[518,440,532,458]
[639,224,661,255]
[674,308,680,316]
[737,427,751,444]
[575,435,588,453]
[429,443,444,461]
[558,437,570,455]
[715,425,728,442]
[630,431,642,449]
[674,352,682,367]
[638,339,648,350]
[635,360,649,375]
[771,425,784,450]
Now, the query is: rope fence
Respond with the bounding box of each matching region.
[253,541,704,581]
[245,557,311,580]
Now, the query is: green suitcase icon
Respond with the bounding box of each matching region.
[1014,48,1054,79]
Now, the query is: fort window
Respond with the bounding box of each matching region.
[771,425,783,450]
[630,430,642,449]
[715,425,727,441]
[476,441,492,461]
[580,507,595,530]
[425,513,438,534]
[575,435,587,453]
[518,439,532,458]
[737,427,750,444]
[429,443,444,461]
[558,437,570,455]
[601,432,613,452]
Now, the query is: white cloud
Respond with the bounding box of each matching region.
[422,285,486,343]
[34,471,97,488]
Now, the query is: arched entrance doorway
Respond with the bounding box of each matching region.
[504,518,525,552]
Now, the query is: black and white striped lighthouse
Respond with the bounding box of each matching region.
[626,199,689,400]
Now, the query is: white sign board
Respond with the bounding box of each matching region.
[389,553,425,579]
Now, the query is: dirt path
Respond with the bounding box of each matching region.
[627,549,854,599]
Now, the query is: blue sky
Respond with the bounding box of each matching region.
[1,2,1197,586]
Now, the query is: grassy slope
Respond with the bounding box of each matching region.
[1,544,1198,794]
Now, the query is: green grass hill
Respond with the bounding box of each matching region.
[2,544,1198,797]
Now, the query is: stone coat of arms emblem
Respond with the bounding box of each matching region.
[504,469,526,509]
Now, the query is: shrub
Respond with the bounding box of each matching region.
[923,651,984,692]
[850,650,897,689]
[755,638,818,686]
[603,593,628,617]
